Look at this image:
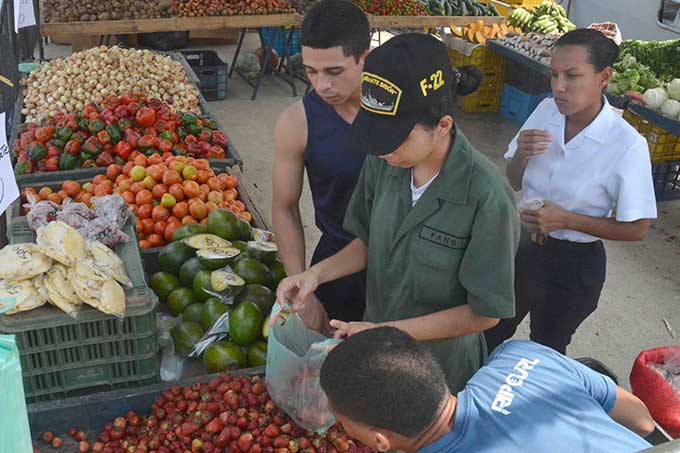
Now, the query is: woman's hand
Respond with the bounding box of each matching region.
[520,201,571,234]
[330,320,379,339]
[516,129,552,160]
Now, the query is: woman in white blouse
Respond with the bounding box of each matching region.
[485,29,658,354]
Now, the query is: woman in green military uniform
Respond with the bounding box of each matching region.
[276,33,520,392]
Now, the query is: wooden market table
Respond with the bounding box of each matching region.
[40,14,504,100]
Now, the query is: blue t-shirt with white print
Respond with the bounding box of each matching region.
[419,341,652,453]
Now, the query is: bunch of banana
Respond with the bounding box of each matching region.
[507,1,576,34]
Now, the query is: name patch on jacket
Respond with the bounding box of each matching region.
[419,226,468,249]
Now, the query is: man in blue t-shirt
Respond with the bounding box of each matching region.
[320,327,655,453]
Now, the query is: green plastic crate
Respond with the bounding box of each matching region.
[1,217,160,402]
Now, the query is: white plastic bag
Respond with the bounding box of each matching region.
[265,304,340,432]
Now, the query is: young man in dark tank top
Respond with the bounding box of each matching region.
[272,0,370,332]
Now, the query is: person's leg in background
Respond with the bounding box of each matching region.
[529,242,606,354]
[485,232,546,352]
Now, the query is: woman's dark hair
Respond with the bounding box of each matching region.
[300,0,370,62]
[320,327,450,438]
[417,65,483,129]
[555,28,619,71]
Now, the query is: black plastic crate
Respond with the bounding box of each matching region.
[652,161,680,201]
[505,60,551,94]
[181,50,228,101]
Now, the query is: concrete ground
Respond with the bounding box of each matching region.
[46,34,680,388]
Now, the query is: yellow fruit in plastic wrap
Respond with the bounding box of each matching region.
[71,262,126,318]
[0,279,47,315]
[36,221,86,267]
[43,264,82,319]
[0,243,52,280]
[86,241,132,288]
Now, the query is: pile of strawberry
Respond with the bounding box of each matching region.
[13,92,229,175]
[37,374,373,453]
[354,0,429,16]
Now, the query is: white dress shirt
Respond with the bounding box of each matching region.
[505,97,658,243]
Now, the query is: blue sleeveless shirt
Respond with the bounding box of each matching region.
[303,91,366,248]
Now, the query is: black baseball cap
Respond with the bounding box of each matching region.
[346,33,459,156]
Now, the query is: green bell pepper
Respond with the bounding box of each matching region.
[56,127,73,142]
[188,123,203,137]
[88,119,105,134]
[181,112,198,126]
[28,143,47,161]
[105,124,122,145]
[58,153,80,171]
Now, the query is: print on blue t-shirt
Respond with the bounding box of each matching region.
[419,341,651,453]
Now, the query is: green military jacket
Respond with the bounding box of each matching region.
[343,129,520,392]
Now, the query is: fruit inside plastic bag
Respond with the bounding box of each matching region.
[56,199,93,230]
[42,264,82,319]
[86,241,132,287]
[36,221,86,267]
[80,217,130,248]
[25,194,59,231]
[71,260,126,318]
[91,195,131,229]
[0,279,47,315]
[0,243,52,281]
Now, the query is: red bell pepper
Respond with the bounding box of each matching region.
[35,127,54,143]
[138,135,159,152]
[199,130,212,143]
[136,107,156,128]
[143,127,158,137]
[114,104,129,119]
[127,102,140,116]
[114,141,133,160]
[82,159,97,169]
[124,128,141,148]
[184,134,197,145]
[101,109,117,125]
[102,95,120,110]
[97,130,112,145]
[82,103,99,118]
[212,131,228,148]
[45,157,59,172]
[120,92,135,105]
[65,140,81,156]
[158,139,173,153]
[147,98,163,111]
[96,151,114,167]
[46,145,59,158]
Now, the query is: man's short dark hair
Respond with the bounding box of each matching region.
[320,327,449,437]
[300,0,370,62]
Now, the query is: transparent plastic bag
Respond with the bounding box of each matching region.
[158,313,185,381]
[25,195,59,231]
[0,335,33,453]
[190,310,231,358]
[80,217,130,248]
[91,195,131,229]
[265,304,340,432]
[56,199,93,230]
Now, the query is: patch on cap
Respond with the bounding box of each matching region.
[360,72,403,116]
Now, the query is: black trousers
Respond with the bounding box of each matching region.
[311,236,367,322]
[485,230,606,355]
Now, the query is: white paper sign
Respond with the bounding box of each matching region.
[0,113,20,215]
[14,0,37,32]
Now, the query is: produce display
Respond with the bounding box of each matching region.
[23,155,252,249]
[620,39,680,81]
[0,221,131,319]
[13,94,228,174]
[21,47,200,122]
[173,0,296,16]
[354,0,428,16]
[608,55,661,96]
[506,1,575,34]
[423,0,498,17]
[492,32,560,65]
[35,375,372,453]
[451,20,521,45]
[149,216,285,371]
[41,0,175,22]
[638,81,680,119]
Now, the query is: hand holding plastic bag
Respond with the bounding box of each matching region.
[266,304,340,432]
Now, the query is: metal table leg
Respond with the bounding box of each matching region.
[229,28,247,79]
